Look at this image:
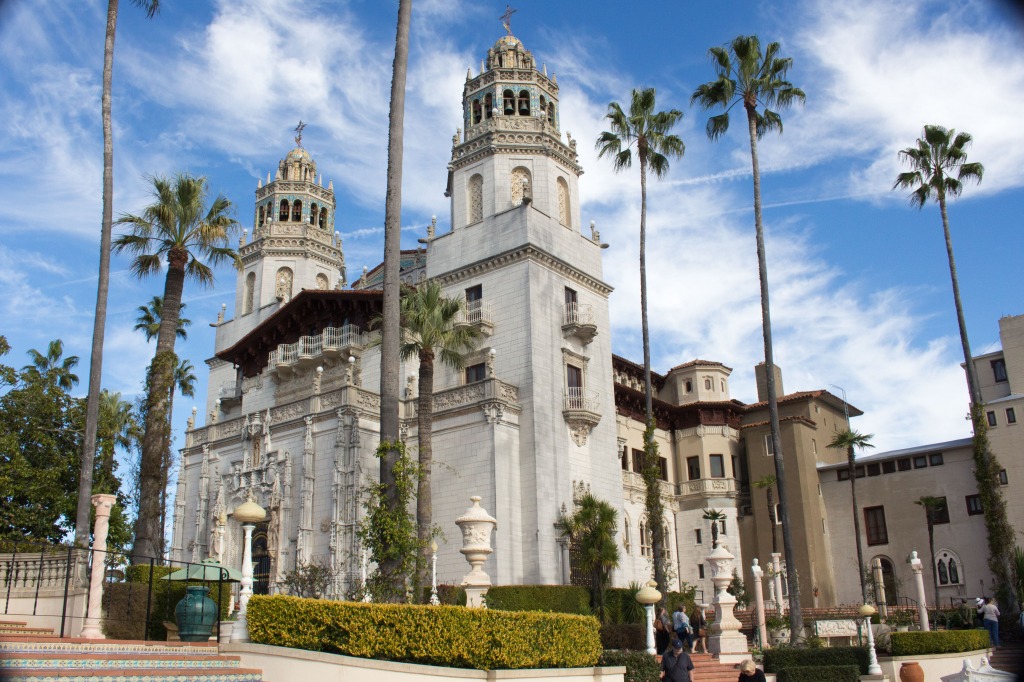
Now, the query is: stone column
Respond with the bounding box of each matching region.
[872,557,888,618]
[231,523,256,642]
[771,552,784,615]
[909,550,930,631]
[751,558,768,648]
[79,494,116,639]
[455,496,497,607]
[706,540,749,661]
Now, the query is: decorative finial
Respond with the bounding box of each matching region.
[500,4,517,35]
[294,120,306,147]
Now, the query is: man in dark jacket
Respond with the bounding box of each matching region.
[660,639,695,682]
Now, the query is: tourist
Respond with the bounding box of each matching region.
[690,606,707,654]
[660,639,695,682]
[981,597,1001,648]
[738,659,766,681]
[655,607,671,654]
[672,604,692,650]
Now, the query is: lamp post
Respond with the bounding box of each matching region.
[429,540,440,605]
[635,580,662,655]
[230,495,266,643]
[859,603,882,675]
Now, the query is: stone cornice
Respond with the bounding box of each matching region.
[256,181,335,203]
[451,129,581,176]
[434,243,613,297]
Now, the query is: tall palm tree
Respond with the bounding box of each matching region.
[76,0,160,550]
[915,496,945,610]
[692,35,805,639]
[23,340,80,391]
[376,0,412,598]
[114,172,238,563]
[134,297,191,342]
[703,508,726,548]
[827,430,874,603]
[399,281,482,599]
[894,125,1015,606]
[753,474,777,554]
[95,390,139,493]
[596,87,684,595]
[560,492,621,622]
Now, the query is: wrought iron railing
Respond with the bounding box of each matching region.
[563,387,599,412]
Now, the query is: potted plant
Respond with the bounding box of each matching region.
[765,614,789,644]
[886,609,913,631]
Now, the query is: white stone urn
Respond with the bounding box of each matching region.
[705,540,748,659]
[455,496,497,606]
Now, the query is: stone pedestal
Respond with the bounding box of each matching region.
[751,558,768,648]
[79,494,116,639]
[707,540,749,661]
[455,496,497,608]
[771,552,784,615]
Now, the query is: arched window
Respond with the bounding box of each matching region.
[484,93,493,119]
[539,95,547,119]
[472,99,482,124]
[639,521,651,557]
[704,378,712,390]
[468,174,483,224]
[548,103,556,125]
[275,267,293,302]
[315,273,329,290]
[291,200,302,222]
[518,89,530,116]
[503,89,515,115]
[257,206,265,226]
[936,550,963,585]
[685,379,693,393]
[557,177,570,226]
[510,166,531,207]
[279,199,289,222]
[243,272,255,315]
[319,209,328,228]
[873,556,898,605]
[938,560,949,585]
[310,203,319,225]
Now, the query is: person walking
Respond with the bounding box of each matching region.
[672,603,692,650]
[981,597,1001,648]
[660,639,695,682]
[691,606,707,654]
[655,607,671,655]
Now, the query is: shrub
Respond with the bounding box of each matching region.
[599,650,658,682]
[247,594,601,670]
[763,646,869,674]
[436,583,468,606]
[777,665,860,682]
[890,630,991,656]
[600,623,646,650]
[103,565,230,641]
[485,585,590,615]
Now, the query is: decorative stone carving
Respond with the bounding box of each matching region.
[481,402,504,424]
[510,167,530,207]
[706,540,749,656]
[275,267,293,302]
[468,174,483,223]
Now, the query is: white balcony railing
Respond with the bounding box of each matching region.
[268,325,366,374]
[458,299,493,327]
[563,302,595,327]
[298,334,322,360]
[323,324,362,351]
[563,387,599,412]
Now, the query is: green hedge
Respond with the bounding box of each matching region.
[890,629,991,656]
[763,646,869,674]
[247,594,602,670]
[777,665,860,682]
[102,565,230,641]
[600,623,646,650]
[598,650,658,682]
[485,585,590,615]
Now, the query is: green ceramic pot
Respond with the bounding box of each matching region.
[175,585,218,642]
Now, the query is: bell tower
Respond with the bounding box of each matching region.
[447,33,583,230]
[233,126,346,321]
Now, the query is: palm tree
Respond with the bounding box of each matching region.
[703,508,726,548]
[753,474,777,554]
[596,87,684,594]
[76,0,160,550]
[692,35,805,639]
[894,125,1016,606]
[399,281,483,599]
[95,390,139,493]
[23,340,80,391]
[134,297,191,342]
[827,430,874,603]
[915,496,946,610]
[560,492,621,622]
[376,0,412,597]
[114,172,238,563]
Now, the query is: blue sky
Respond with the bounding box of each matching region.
[1,0,1023,461]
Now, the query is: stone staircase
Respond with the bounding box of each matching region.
[988,640,1024,679]
[0,621,263,682]
[658,652,743,682]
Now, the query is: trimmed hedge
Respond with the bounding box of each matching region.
[485,585,590,614]
[890,629,991,656]
[598,650,659,682]
[777,665,860,682]
[763,646,869,674]
[247,594,602,670]
[600,623,646,650]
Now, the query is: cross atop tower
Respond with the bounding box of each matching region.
[294,121,306,148]
[500,4,516,35]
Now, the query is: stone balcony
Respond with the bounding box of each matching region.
[563,387,601,446]
[454,300,494,336]
[562,303,597,345]
[267,324,368,378]
[621,470,678,498]
[678,477,740,500]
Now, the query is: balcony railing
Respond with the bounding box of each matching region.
[455,300,494,335]
[562,303,597,344]
[563,387,599,412]
[268,325,366,374]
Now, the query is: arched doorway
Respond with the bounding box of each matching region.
[874,556,898,605]
[250,522,271,595]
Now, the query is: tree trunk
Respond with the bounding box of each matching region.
[746,105,802,641]
[132,256,186,564]
[377,0,412,598]
[849,446,867,603]
[75,0,120,549]
[767,487,777,555]
[416,347,434,601]
[927,515,939,611]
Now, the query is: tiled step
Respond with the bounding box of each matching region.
[0,653,243,669]
[0,670,263,682]
[0,637,222,656]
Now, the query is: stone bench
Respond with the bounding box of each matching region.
[812,619,860,646]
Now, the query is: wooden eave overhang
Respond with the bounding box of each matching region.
[614,383,744,431]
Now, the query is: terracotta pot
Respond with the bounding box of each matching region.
[899,661,924,682]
